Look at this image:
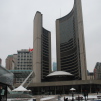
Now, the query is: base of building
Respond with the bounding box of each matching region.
[28,80,101,95]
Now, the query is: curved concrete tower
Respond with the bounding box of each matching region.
[33,11,51,83]
[56,0,87,80]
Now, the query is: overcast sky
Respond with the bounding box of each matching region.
[0,0,101,72]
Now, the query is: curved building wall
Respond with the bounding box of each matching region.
[41,28,51,82]
[33,12,51,83]
[56,0,87,80]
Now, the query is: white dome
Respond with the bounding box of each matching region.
[47,71,73,77]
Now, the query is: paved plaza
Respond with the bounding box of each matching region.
[7,93,101,101]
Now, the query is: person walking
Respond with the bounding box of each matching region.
[83,90,87,101]
[64,96,65,101]
[0,86,2,101]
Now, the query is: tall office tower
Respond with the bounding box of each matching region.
[17,49,33,70]
[56,0,87,80]
[33,11,51,83]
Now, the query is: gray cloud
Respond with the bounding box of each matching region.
[0,0,101,72]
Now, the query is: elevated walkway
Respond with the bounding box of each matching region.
[7,93,33,98]
[9,70,33,78]
[0,65,13,85]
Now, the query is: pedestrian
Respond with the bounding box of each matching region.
[83,90,87,100]
[58,95,60,100]
[64,96,65,101]
[0,86,2,101]
[97,90,98,95]
[78,95,80,101]
[66,98,68,101]
[0,95,2,101]
[86,92,88,99]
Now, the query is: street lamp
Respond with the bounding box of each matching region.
[70,88,76,101]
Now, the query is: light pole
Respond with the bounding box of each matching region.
[70,88,76,101]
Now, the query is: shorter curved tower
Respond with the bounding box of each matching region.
[56,0,87,80]
[33,11,51,83]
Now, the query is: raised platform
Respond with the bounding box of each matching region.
[29,80,101,87]
[28,80,101,95]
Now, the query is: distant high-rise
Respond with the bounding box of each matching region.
[56,0,87,80]
[6,54,17,70]
[12,54,17,69]
[6,55,14,70]
[33,12,51,83]
[53,62,57,71]
[94,62,101,80]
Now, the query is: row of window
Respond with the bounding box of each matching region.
[42,35,48,40]
[18,61,32,64]
[61,59,78,66]
[16,68,32,70]
[18,56,32,57]
[42,39,49,44]
[17,65,32,67]
[18,58,32,60]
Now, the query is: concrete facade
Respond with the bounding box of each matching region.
[29,80,101,95]
[74,0,87,80]
[29,80,101,87]
[33,11,51,83]
[56,0,87,80]
[6,54,18,70]
[33,12,42,83]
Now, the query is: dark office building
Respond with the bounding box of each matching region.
[41,28,51,82]
[56,0,87,80]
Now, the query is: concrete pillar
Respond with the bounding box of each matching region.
[55,86,56,95]
[81,85,82,93]
[63,86,64,94]
[90,85,91,93]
